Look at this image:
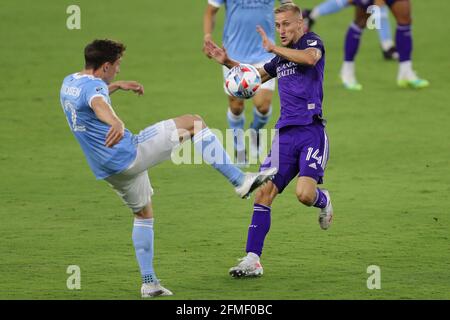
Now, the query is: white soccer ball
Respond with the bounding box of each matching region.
[225,64,261,99]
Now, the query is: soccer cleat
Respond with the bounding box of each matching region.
[340,75,363,91]
[397,78,429,89]
[340,71,362,91]
[341,80,363,91]
[318,189,333,230]
[382,46,399,61]
[235,167,278,199]
[141,282,173,298]
[229,255,263,278]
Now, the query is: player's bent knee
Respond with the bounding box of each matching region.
[229,98,244,114]
[133,203,153,219]
[255,102,272,115]
[192,114,206,126]
[296,190,315,206]
[229,105,244,116]
[176,114,206,136]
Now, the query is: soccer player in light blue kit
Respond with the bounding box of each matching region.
[59,39,276,298]
[203,0,292,164]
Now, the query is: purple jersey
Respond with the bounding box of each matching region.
[352,0,397,8]
[264,32,325,129]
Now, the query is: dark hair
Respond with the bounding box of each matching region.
[84,39,126,70]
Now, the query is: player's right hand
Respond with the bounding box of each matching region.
[105,120,125,148]
[256,25,275,53]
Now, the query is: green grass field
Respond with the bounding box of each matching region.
[1,0,449,299]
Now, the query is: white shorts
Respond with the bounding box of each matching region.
[222,60,276,95]
[105,119,180,213]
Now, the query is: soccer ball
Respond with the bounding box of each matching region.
[225,64,261,99]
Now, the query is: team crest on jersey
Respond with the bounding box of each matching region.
[307,40,318,46]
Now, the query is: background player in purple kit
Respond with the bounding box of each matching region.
[302,0,399,61]
[341,0,429,90]
[205,3,334,278]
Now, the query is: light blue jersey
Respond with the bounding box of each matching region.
[60,73,136,179]
[209,0,281,63]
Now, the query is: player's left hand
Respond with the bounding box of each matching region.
[256,25,275,53]
[105,120,125,148]
[204,40,228,65]
[118,81,144,95]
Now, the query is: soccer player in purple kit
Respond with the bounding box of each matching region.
[341,0,429,90]
[205,3,333,278]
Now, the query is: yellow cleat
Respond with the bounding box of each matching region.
[342,81,363,91]
[340,75,363,91]
[398,78,430,89]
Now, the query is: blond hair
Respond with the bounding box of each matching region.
[274,3,302,16]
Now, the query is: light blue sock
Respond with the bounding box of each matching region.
[227,108,245,154]
[377,5,394,50]
[311,0,348,19]
[193,127,244,187]
[250,106,272,132]
[132,218,157,284]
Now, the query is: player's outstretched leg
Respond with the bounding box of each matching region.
[174,115,277,199]
[390,0,429,89]
[132,205,173,298]
[296,177,333,230]
[229,181,278,278]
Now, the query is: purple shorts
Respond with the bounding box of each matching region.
[260,121,329,194]
[352,0,398,9]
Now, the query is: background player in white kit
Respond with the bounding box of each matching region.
[59,39,276,298]
[203,0,292,164]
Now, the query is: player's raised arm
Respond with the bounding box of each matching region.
[90,97,125,147]
[257,25,321,66]
[108,81,144,95]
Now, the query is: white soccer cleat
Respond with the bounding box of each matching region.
[141,282,173,298]
[318,189,333,230]
[235,167,277,199]
[340,73,362,91]
[229,253,263,278]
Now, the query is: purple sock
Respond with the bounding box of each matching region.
[245,204,271,257]
[313,189,328,209]
[396,24,412,62]
[344,23,363,61]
